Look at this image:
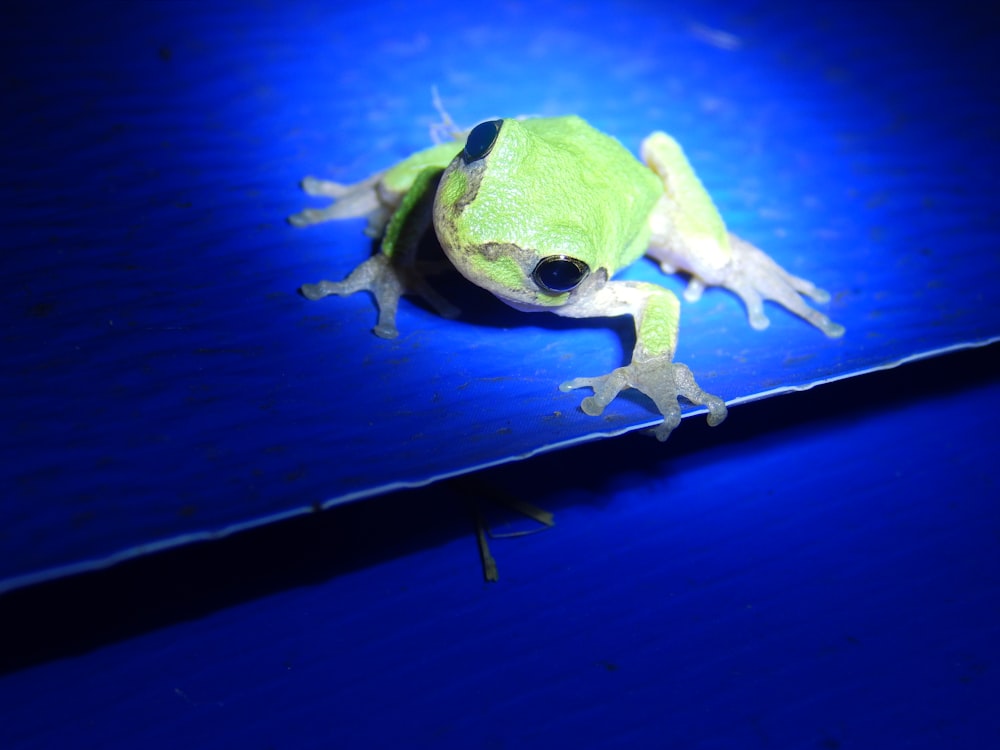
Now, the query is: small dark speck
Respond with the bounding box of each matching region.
[28,302,55,318]
[159,46,172,62]
[177,505,198,518]
[818,737,841,749]
[784,353,815,367]
[597,660,619,672]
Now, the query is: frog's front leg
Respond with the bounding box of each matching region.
[558,281,727,441]
[641,131,844,338]
[290,167,458,339]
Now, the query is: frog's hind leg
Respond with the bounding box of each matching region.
[723,233,844,338]
[288,173,386,230]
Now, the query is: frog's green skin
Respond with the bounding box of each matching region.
[290,116,843,441]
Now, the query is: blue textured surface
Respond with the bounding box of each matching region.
[3,0,999,598]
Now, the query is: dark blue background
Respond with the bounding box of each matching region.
[2,1,998,747]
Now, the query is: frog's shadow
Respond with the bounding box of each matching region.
[413,269,667,413]
[414,240,637,358]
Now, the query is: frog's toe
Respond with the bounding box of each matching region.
[372,317,400,340]
[560,370,628,417]
[301,176,348,198]
[804,284,831,305]
[670,362,728,428]
[288,207,331,227]
[682,277,707,303]
[729,285,770,331]
[807,310,845,338]
[300,280,340,300]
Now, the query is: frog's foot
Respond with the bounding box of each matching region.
[707,233,844,338]
[289,174,391,238]
[301,254,460,339]
[560,355,727,441]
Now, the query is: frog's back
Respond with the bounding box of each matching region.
[521,116,641,174]
[518,116,662,273]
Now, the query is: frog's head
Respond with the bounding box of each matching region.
[433,118,609,312]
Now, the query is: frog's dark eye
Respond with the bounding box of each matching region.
[533,255,590,293]
[462,119,502,163]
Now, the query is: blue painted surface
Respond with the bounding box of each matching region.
[2,0,998,622]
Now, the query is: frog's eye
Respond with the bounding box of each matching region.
[462,119,502,163]
[533,255,590,293]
